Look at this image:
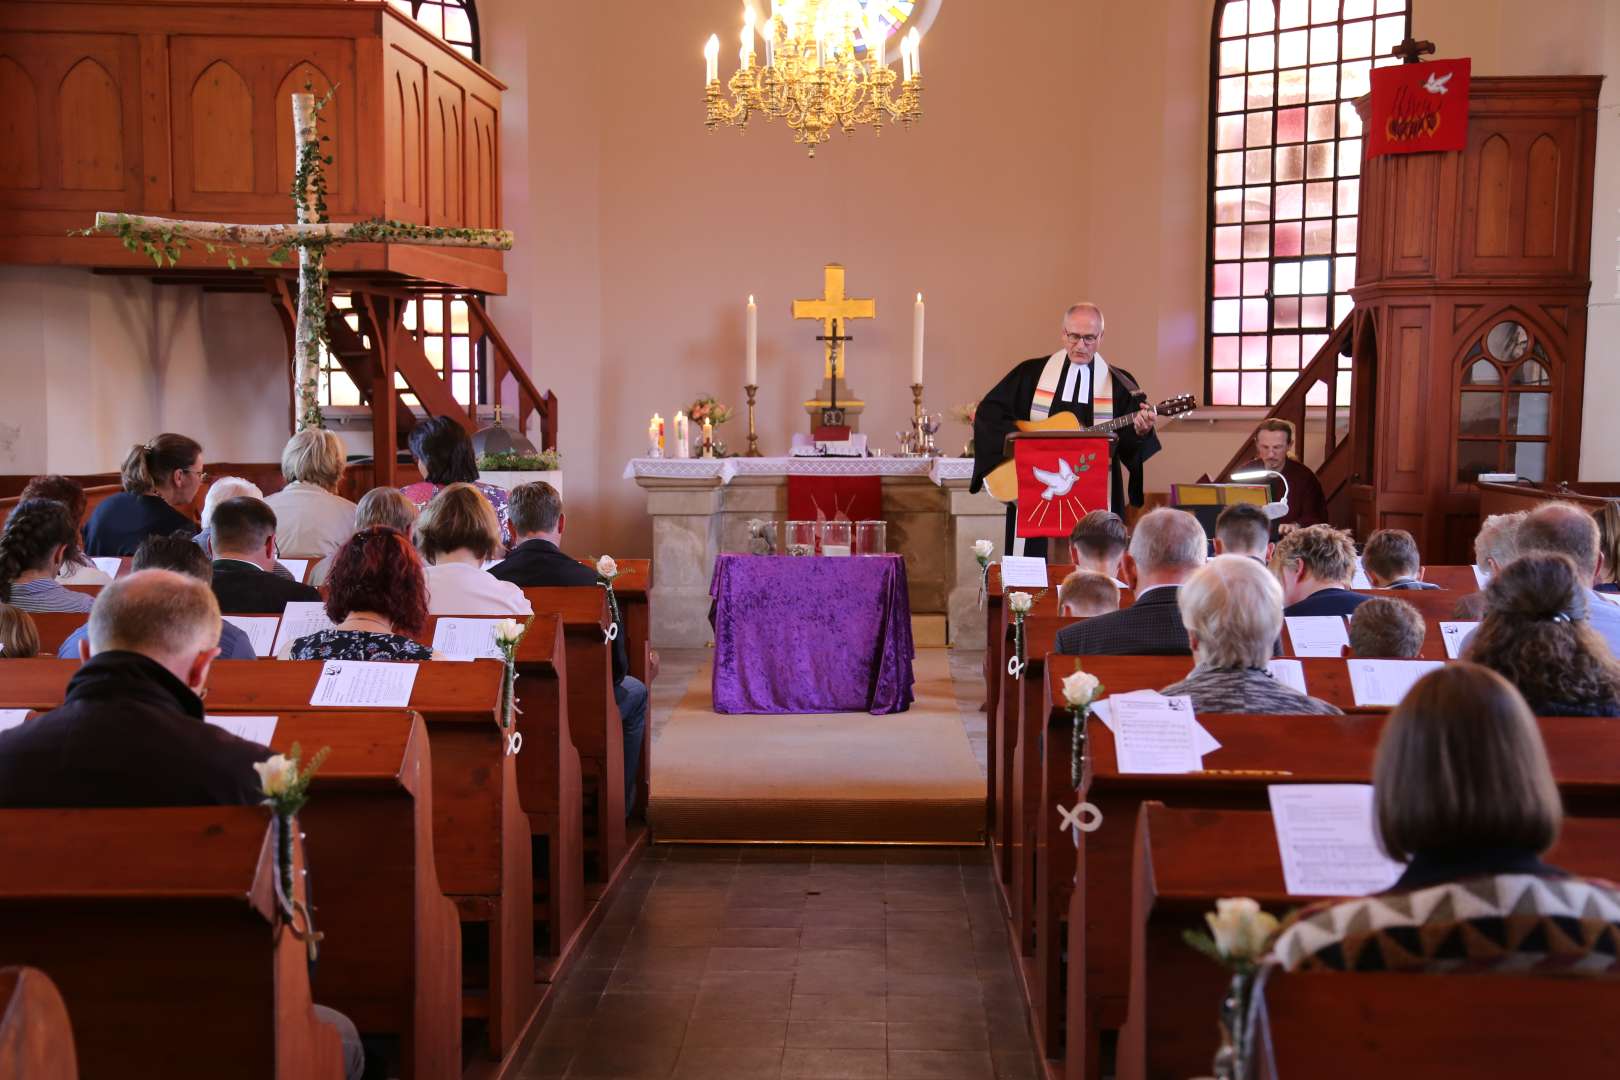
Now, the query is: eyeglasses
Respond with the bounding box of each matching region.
[183,468,210,482]
[1063,333,1100,346]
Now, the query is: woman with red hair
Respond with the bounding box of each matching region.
[288,526,435,661]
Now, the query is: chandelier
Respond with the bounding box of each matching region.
[703,1,924,157]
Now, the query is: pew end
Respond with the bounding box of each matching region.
[0,966,79,1079]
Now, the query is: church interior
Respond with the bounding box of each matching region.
[2,0,1620,1077]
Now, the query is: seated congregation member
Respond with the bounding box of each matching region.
[0,569,367,1079]
[193,478,296,582]
[289,527,434,661]
[355,485,420,536]
[1597,501,1620,595]
[1213,502,1273,563]
[263,428,357,564]
[1159,556,1341,715]
[1056,507,1206,656]
[84,434,204,556]
[0,603,40,658]
[0,499,94,613]
[19,475,110,585]
[208,497,322,614]
[492,482,649,816]
[1456,510,1528,619]
[1068,510,1129,586]
[1463,553,1620,717]
[1058,570,1120,618]
[1273,664,1620,974]
[1348,597,1426,659]
[1273,524,1368,618]
[58,535,256,660]
[1225,418,1327,533]
[1517,502,1620,655]
[400,415,512,545]
[1360,528,1437,590]
[418,483,531,616]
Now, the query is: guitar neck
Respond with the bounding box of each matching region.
[1086,413,1136,435]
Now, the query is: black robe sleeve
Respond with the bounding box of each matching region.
[1107,366,1162,508]
[970,358,1043,494]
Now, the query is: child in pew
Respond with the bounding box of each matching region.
[18,474,112,585]
[1463,553,1620,717]
[0,603,40,658]
[288,526,440,662]
[1058,570,1120,618]
[0,499,94,614]
[1347,597,1425,659]
[1359,528,1439,590]
[1272,663,1620,973]
[1067,510,1130,587]
[0,570,366,1078]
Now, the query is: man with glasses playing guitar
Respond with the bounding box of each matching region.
[971,302,1194,558]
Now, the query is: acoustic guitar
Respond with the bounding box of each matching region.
[981,393,1198,502]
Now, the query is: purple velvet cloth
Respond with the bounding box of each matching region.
[709,553,916,715]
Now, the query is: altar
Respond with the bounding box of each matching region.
[625,455,1004,648]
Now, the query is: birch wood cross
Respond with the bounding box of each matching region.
[89,91,514,430]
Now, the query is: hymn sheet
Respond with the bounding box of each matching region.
[1108,694,1210,774]
[430,618,507,661]
[1284,615,1350,658]
[91,557,122,580]
[1268,783,1405,895]
[273,601,336,657]
[310,661,419,708]
[999,556,1050,589]
[223,616,280,658]
[205,715,278,745]
[1265,658,1309,695]
[1439,621,1480,660]
[1347,659,1445,707]
[275,559,310,583]
[0,710,29,735]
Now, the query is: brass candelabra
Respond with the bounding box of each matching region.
[744,384,762,457]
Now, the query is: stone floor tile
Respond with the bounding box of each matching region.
[672,1045,786,1080]
[707,945,801,972]
[683,1015,790,1047]
[779,1047,888,1079]
[799,926,888,951]
[886,1021,990,1051]
[785,1020,888,1049]
[564,1039,683,1078]
[789,992,888,1022]
[886,1050,996,1079]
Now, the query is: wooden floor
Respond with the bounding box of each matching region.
[513,844,1041,1079]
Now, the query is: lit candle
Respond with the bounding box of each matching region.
[912,292,925,385]
[649,413,663,456]
[674,410,690,458]
[901,34,913,81]
[909,28,921,76]
[704,34,719,85]
[742,7,755,63]
[702,417,714,456]
[746,295,758,385]
[873,23,886,69]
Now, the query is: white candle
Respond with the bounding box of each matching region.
[873,26,886,69]
[704,35,720,85]
[650,413,663,456]
[674,410,690,458]
[912,292,925,385]
[742,9,755,63]
[909,28,921,76]
[746,295,758,385]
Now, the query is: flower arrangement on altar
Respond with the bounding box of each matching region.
[1184,898,1283,1080]
[951,401,978,457]
[687,395,733,425]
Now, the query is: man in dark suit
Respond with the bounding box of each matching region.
[208,497,322,614]
[1276,524,1370,618]
[1056,508,1208,656]
[491,482,653,818]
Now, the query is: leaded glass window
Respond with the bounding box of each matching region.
[387,0,480,62]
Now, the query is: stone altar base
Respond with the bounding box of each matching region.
[627,458,1004,649]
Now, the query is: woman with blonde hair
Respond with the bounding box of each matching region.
[0,603,40,658]
[84,433,204,555]
[417,483,530,616]
[264,428,358,563]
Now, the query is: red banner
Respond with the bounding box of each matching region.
[1013,436,1111,538]
[1368,58,1470,159]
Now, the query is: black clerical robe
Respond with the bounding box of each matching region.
[971,354,1162,553]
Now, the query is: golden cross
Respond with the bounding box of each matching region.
[793,263,876,379]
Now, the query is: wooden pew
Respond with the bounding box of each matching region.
[596,557,653,687]
[0,806,346,1079]
[24,611,84,655]
[1056,654,1372,713]
[521,587,635,888]
[0,966,78,1079]
[0,659,532,1063]
[1119,805,1620,1080]
[1414,563,1480,592]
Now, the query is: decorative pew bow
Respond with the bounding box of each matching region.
[596,556,622,644]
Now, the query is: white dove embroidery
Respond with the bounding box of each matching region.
[1422,71,1453,94]
[1031,458,1079,500]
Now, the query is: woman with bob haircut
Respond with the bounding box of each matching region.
[1158,555,1340,714]
[417,483,531,616]
[265,428,358,565]
[1464,552,1620,717]
[287,527,436,661]
[84,433,204,556]
[399,415,512,544]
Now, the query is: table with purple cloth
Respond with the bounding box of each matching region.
[709,553,915,715]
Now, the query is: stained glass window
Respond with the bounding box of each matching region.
[852,1,919,54]
[387,0,480,62]
[1206,0,1410,407]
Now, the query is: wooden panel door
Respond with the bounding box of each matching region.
[1456,117,1586,277]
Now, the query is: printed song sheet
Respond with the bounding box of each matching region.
[1439,621,1480,660]
[1110,694,1207,774]
[310,661,419,708]
[1089,692,1221,756]
[999,555,1050,589]
[1350,558,1373,590]
[431,618,506,660]
[1284,615,1350,658]
[275,559,310,583]
[205,715,278,745]
[273,601,336,657]
[223,616,280,658]
[1347,658,1445,707]
[91,557,122,580]
[1265,658,1309,695]
[0,710,30,734]
[1268,783,1405,895]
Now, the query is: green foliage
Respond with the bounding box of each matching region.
[479,448,561,472]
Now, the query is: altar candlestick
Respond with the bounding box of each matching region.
[746,295,758,385]
[912,292,925,385]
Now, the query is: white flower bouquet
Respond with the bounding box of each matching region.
[596,555,622,643]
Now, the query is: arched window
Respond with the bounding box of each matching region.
[387,0,480,62]
[1457,318,1553,484]
[1206,0,1410,407]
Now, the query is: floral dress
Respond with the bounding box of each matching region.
[400,481,512,546]
[288,629,433,661]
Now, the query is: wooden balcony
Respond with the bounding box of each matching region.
[0,0,507,293]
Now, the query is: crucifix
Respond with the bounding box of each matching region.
[794,263,875,434]
[85,90,513,436]
[1390,37,1437,64]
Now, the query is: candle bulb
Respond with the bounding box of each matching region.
[704,34,719,85]
[746,294,758,386]
[742,8,755,63]
[909,28,921,76]
[912,292,925,385]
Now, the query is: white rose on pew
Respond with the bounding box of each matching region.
[1062,670,1102,710]
[1205,897,1279,961]
[973,539,994,562]
[254,755,298,799]
[1007,591,1034,615]
[596,555,619,579]
[494,619,528,647]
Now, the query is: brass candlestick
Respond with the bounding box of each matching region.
[744,384,762,457]
[911,382,925,425]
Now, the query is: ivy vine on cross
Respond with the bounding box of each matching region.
[83,88,514,430]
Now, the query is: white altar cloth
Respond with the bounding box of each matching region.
[623,455,975,486]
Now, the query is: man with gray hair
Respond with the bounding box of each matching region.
[1455,510,1528,619]
[972,301,1162,557]
[1517,502,1620,655]
[1056,507,1206,655]
[0,569,269,806]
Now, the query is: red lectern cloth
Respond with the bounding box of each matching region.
[1368,58,1470,158]
[1014,436,1111,538]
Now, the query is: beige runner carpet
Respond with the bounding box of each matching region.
[648,649,984,843]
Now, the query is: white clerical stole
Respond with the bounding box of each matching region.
[1031,350,1115,423]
